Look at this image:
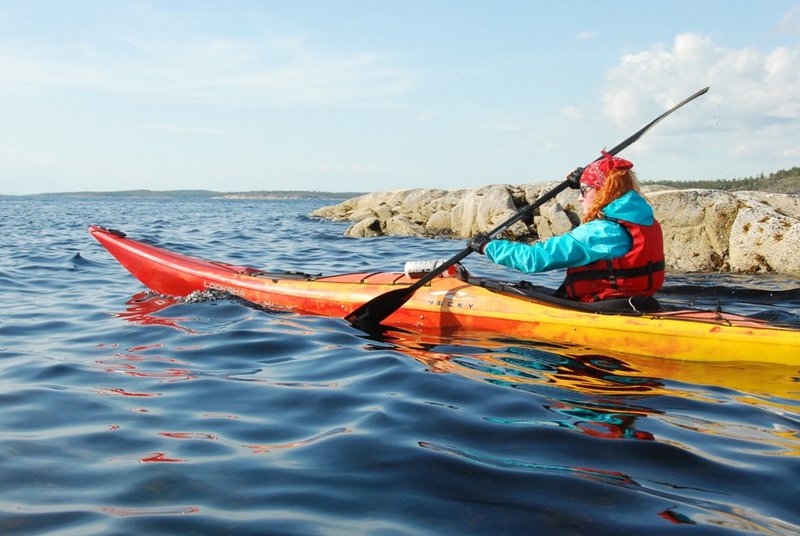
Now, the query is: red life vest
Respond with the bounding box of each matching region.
[563,218,665,303]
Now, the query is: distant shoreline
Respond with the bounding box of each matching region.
[3,190,366,200]
[2,167,797,198]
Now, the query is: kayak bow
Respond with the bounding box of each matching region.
[89,225,800,364]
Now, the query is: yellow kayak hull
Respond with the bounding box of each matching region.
[90,226,800,364]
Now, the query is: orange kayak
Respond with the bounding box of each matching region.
[89,225,800,364]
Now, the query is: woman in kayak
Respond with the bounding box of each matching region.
[468,151,664,303]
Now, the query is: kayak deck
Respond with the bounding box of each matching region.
[89,225,800,364]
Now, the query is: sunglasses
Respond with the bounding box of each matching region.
[580,184,594,198]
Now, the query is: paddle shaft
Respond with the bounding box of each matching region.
[604,87,708,157]
[347,86,710,329]
[397,180,572,292]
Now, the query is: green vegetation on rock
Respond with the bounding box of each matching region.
[648,167,799,194]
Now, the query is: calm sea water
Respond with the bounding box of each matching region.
[1,196,799,535]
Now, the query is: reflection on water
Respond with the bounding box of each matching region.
[117,292,800,454]
[380,328,800,461]
[243,427,351,455]
[114,292,197,333]
[420,440,799,534]
[78,286,800,533]
[382,327,800,402]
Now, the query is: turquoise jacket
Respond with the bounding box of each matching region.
[484,190,655,274]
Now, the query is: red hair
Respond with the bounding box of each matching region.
[582,169,642,223]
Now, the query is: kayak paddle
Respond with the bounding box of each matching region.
[345,86,710,330]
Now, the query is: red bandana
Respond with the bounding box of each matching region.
[580,150,633,190]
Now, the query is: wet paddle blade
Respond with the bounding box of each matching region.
[345,286,416,330]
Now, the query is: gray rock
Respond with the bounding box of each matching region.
[426,210,454,235]
[649,189,740,272]
[728,199,800,273]
[535,202,574,239]
[309,183,800,274]
[350,206,377,222]
[346,217,383,237]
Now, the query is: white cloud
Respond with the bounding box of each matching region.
[601,32,800,169]
[779,5,800,34]
[143,124,235,136]
[577,31,598,40]
[560,105,582,122]
[0,34,417,107]
[604,33,800,123]
[299,162,386,173]
[215,51,415,106]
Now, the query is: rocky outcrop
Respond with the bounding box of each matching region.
[310,184,800,274]
[727,195,800,273]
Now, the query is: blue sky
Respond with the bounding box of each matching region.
[1,1,798,195]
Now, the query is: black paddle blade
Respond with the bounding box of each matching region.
[345,285,416,330]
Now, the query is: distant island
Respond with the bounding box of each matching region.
[19,189,366,200]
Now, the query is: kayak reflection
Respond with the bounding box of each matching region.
[114,292,196,334]
[375,328,800,453]
[376,328,800,400]
[114,291,800,404]
[379,329,664,441]
[112,291,800,448]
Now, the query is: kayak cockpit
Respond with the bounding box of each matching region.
[401,259,664,315]
[462,275,664,315]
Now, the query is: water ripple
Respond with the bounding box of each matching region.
[1,197,799,534]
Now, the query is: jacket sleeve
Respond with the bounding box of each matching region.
[483,219,632,274]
